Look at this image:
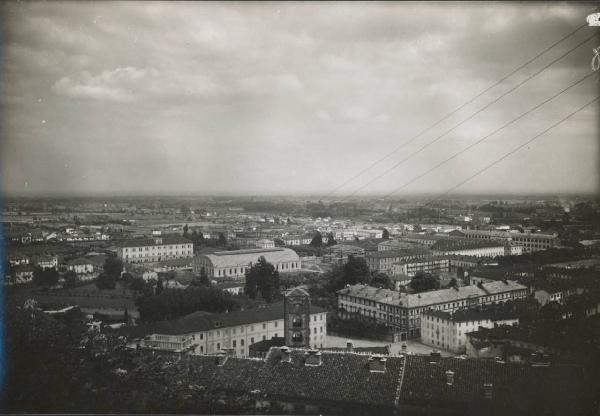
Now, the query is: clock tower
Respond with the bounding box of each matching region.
[283,287,311,348]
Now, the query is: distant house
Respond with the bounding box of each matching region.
[35,256,58,270]
[256,239,275,249]
[215,281,245,295]
[67,258,95,275]
[7,264,35,285]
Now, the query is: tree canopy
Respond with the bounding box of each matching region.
[244,256,280,302]
[382,228,390,240]
[409,271,440,293]
[33,267,59,287]
[310,231,323,248]
[103,257,123,278]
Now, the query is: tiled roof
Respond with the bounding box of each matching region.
[338,281,526,309]
[422,307,519,323]
[120,236,192,248]
[398,355,593,414]
[119,302,327,338]
[432,239,506,252]
[367,248,431,259]
[199,248,300,268]
[122,349,405,409]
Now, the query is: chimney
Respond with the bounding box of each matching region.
[280,346,291,363]
[429,351,441,364]
[483,383,493,399]
[215,351,228,367]
[304,349,322,367]
[368,355,387,373]
[346,341,354,353]
[445,370,455,386]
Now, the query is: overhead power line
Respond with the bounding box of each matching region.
[327,23,588,197]
[381,70,597,199]
[339,31,597,201]
[420,95,599,209]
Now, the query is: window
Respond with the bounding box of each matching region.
[241,339,244,346]
[217,343,220,350]
[262,323,266,329]
[233,340,236,347]
[251,337,254,344]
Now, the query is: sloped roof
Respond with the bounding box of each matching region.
[199,248,300,268]
[398,355,593,414]
[119,301,327,338]
[120,236,192,248]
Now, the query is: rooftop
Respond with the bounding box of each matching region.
[118,301,326,338]
[120,236,192,248]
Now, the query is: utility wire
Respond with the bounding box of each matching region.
[420,95,600,209]
[381,70,597,199]
[339,31,597,201]
[327,23,588,197]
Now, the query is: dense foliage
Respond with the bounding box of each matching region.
[244,256,280,302]
[135,286,240,321]
[409,271,440,293]
[32,266,59,287]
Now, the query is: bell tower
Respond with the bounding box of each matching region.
[284,287,311,348]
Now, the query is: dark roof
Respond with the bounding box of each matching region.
[120,348,405,409]
[432,239,506,252]
[367,248,431,259]
[398,355,594,415]
[321,345,391,355]
[248,337,286,353]
[120,236,192,248]
[422,307,519,323]
[119,302,327,338]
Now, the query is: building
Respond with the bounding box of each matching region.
[391,256,450,277]
[397,353,594,415]
[194,248,301,280]
[284,287,311,348]
[214,281,245,295]
[6,264,35,285]
[256,239,275,249]
[66,258,95,274]
[122,301,327,356]
[431,239,507,258]
[397,233,450,247]
[35,256,58,270]
[110,346,595,415]
[366,248,432,274]
[117,236,193,263]
[377,239,421,251]
[450,229,558,253]
[420,308,519,353]
[337,280,528,340]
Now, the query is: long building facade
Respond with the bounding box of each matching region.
[117,236,193,263]
[194,248,301,280]
[391,256,450,277]
[124,302,327,355]
[450,229,558,253]
[337,280,528,340]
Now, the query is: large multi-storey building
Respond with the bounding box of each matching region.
[124,301,327,355]
[194,248,301,280]
[391,256,450,277]
[420,308,519,353]
[450,229,558,253]
[337,280,528,340]
[366,248,431,274]
[117,236,193,263]
[431,239,507,258]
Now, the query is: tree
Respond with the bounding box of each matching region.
[218,233,227,247]
[183,224,189,238]
[330,256,371,290]
[63,270,78,288]
[371,272,393,290]
[33,267,59,287]
[244,256,280,302]
[448,277,458,289]
[198,267,210,287]
[409,272,440,293]
[326,232,336,247]
[310,231,323,248]
[129,276,146,292]
[103,257,123,278]
[155,278,164,295]
[96,273,116,290]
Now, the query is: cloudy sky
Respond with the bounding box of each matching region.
[1,2,598,198]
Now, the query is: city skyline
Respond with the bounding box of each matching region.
[1,2,599,197]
